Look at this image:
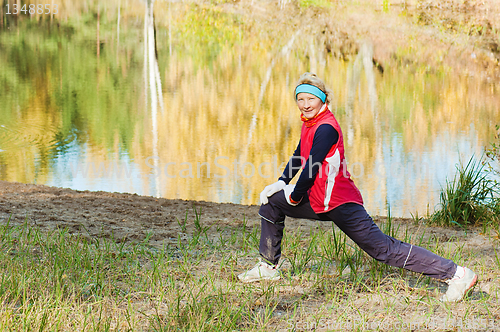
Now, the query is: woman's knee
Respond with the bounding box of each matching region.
[258,193,286,224]
[361,236,409,266]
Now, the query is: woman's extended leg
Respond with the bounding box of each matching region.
[326,203,477,301]
[326,203,457,280]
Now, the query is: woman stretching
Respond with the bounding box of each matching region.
[238,72,477,302]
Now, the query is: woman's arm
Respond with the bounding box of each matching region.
[289,124,339,203]
[278,142,302,184]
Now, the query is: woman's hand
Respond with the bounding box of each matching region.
[284,184,301,206]
[259,180,286,205]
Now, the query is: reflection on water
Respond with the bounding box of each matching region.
[0,1,499,217]
[144,0,163,198]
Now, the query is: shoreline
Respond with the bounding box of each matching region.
[1,179,476,248]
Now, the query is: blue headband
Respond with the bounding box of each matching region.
[295,84,326,103]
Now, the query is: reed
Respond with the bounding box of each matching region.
[431,156,500,227]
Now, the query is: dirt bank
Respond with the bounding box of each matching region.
[1,181,369,247]
[0,180,490,249]
[0,181,263,247]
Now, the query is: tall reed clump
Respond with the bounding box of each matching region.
[431,156,500,227]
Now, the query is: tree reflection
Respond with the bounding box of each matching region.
[143,0,163,197]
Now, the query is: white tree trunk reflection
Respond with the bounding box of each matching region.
[143,0,163,198]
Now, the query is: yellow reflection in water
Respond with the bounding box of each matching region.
[1,0,499,217]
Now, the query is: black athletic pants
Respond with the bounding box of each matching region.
[258,190,457,280]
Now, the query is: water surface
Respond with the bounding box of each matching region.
[1,1,499,217]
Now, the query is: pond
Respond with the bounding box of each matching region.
[1,0,499,217]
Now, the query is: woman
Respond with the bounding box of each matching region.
[238,72,477,302]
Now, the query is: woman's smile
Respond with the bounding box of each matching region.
[296,92,325,119]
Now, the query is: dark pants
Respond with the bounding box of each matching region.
[258,191,457,280]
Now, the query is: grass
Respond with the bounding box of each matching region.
[0,212,498,330]
[430,156,500,228]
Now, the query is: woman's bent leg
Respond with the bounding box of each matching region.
[327,203,457,280]
[259,218,285,265]
[258,191,321,265]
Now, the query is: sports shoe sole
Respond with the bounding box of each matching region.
[441,273,478,302]
[238,275,280,283]
[463,274,478,300]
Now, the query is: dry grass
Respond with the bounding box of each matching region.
[1,212,499,331]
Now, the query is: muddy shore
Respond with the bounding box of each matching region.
[0,180,487,248]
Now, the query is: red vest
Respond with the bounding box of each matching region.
[300,108,363,213]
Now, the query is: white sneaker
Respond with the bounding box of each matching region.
[237,261,280,283]
[440,267,478,302]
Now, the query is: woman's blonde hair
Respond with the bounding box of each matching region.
[295,72,333,105]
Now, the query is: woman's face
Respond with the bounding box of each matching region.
[296,92,324,119]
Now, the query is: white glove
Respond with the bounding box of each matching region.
[259,180,286,205]
[284,184,300,206]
